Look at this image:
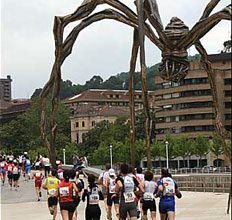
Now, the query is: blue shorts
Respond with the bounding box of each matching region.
[25,166,31,173]
[159,197,175,214]
[0,168,5,175]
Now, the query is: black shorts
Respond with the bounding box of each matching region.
[107,193,119,206]
[119,199,137,219]
[86,205,101,220]
[142,199,156,213]
[7,173,13,179]
[73,196,80,208]
[48,196,58,207]
[59,202,76,212]
[12,174,20,181]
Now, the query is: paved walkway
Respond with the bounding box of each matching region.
[0,168,231,220]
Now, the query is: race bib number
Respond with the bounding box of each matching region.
[123,192,135,203]
[35,172,41,177]
[110,185,116,193]
[143,192,154,201]
[163,177,175,196]
[59,187,69,197]
[48,188,56,196]
[79,174,84,179]
[58,172,63,179]
[89,194,99,205]
[13,167,18,174]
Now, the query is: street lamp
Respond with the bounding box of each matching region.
[165,141,169,169]
[63,148,66,165]
[109,145,113,168]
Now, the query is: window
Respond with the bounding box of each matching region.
[82,121,85,127]
[224,90,232,97]
[75,122,79,128]
[172,93,180,98]
[116,94,119,98]
[225,114,232,120]
[163,94,171,99]
[163,82,171,89]
[225,102,232,108]
[224,78,232,85]
[92,121,95,127]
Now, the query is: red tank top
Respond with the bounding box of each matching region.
[58,181,73,203]
[35,172,42,182]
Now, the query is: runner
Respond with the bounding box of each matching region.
[136,167,145,218]
[6,158,14,189]
[24,156,31,180]
[34,158,41,170]
[12,160,20,190]
[98,163,111,214]
[57,163,64,181]
[42,155,51,178]
[141,170,157,220]
[0,157,7,186]
[115,163,144,220]
[82,174,104,220]
[69,169,84,220]
[106,168,119,220]
[156,168,182,220]
[58,169,79,220]
[42,169,60,220]
[32,166,44,201]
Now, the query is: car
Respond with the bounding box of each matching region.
[202,165,217,173]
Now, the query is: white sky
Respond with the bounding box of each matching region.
[1,0,231,98]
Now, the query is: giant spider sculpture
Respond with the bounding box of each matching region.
[40,0,231,169]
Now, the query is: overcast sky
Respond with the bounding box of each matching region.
[1,0,231,99]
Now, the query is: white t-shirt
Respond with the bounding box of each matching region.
[43,157,50,166]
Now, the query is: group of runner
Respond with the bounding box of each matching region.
[0,154,182,220]
[0,152,32,189]
[97,163,182,220]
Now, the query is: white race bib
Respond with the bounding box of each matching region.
[89,194,99,205]
[143,192,154,201]
[35,172,41,177]
[123,192,135,203]
[48,188,56,196]
[59,187,69,197]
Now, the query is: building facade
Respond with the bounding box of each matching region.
[0,75,12,101]
[70,104,129,143]
[154,53,231,140]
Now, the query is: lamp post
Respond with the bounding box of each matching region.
[63,148,66,165]
[109,144,113,168]
[165,141,169,169]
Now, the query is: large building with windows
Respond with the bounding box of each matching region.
[154,52,231,140]
[0,75,12,101]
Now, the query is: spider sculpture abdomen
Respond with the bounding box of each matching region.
[159,17,190,82]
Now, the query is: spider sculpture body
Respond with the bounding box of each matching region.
[40,0,231,169]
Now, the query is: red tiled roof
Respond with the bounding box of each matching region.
[66,89,154,104]
[72,104,129,117]
[0,99,31,115]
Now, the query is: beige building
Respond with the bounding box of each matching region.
[154,53,231,140]
[70,104,129,143]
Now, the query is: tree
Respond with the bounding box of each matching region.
[151,140,165,168]
[210,132,223,167]
[194,134,210,167]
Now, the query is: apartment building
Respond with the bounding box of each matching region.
[0,75,12,101]
[154,52,231,140]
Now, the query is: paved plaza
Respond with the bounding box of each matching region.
[0,177,231,220]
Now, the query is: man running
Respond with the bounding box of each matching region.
[98,163,111,214]
[115,163,144,220]
[12,160,20,190]
[141,170,157,220]
[6,158,14,189]
[42,169,60,220]
[24,156,31,180]
[106,168,119,220]
[0,157,7,186]
[32,166,44,201]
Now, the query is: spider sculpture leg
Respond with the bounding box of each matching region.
[128,29,140,167]
[136,0,152,169]
[195,41,229,161]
